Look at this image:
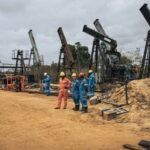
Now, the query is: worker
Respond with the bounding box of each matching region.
[55,72,71,109]
[88,70,95,97]
[79,72,88,113]
[44,73,51,96]
[72,73,80,111]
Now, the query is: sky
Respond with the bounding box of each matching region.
[0,0,149,65]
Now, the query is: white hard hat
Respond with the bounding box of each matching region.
[44,72,47,76]
[72,73,77,77]
[89,70,93,73]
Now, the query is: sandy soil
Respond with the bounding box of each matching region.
[0,90,149,150]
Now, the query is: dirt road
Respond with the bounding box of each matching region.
[0,90,149,150]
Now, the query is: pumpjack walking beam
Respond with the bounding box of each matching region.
[83,25,117,51]
[94,19,107,36]
[139,4,150,78]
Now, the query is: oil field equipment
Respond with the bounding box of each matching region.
[139,3,150,79]
[83,19,126,84]
[28,30,43,82]
[3,75,25,92]
[57,27,80,80]
[12,49,29,76]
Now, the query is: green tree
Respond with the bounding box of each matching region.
[68,42,90,68]
[121,48,142,65]
[120,55,132,65]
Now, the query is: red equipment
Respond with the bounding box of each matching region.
[3,75,25,92]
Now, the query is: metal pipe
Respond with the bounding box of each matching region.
[0,66,29,69]
[140,3,150,27]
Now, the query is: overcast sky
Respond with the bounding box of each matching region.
[0,0,149,65]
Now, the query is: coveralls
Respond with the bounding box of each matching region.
[88,73,95,97]
[79,78,88,108]
[57,77,71,109]
[44,75,51,96]
[72,79,80,106]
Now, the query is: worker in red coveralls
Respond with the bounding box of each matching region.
[55,72,71,109]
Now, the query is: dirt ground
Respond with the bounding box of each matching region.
[0,90,149,150]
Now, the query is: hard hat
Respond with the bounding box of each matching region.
[60,72,65,77]
[44,72,47,76]
[79,72,84,77]
[89,70,93,73]
[72,73,77,77]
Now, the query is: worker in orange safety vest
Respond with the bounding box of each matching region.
[55,72,71,109]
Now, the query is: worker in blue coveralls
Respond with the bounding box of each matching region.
[44,72,51,96]
[88,70,95,97]
[79,72,88,113]
[71,73,80,111]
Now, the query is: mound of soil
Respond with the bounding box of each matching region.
[109,78,150,129]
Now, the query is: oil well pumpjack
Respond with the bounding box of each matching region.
[11,30,43,83]
[139,3,150,79]
[83,19,126,84]
[57,27,80,80]
[28,30,43,82]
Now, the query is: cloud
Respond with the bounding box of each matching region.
[0,0,149,65]
[0,0,30,14]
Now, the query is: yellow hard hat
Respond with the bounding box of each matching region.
[60,72,65,77]
[72,73,77,77]
[89,70,93,73]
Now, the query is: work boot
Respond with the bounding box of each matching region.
[72,106,76,110]
[63,107,67,109]
[73,105,80,111]
[75,105,80,111]
[81,107,88,113]
[54,106,60,109]
[81,107,85,112]
[84,107,88,113]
